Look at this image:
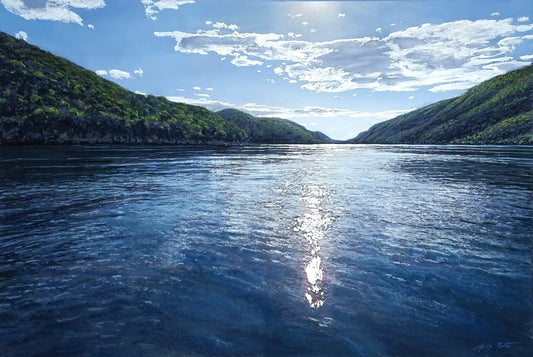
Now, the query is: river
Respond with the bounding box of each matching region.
[1,145,531,356]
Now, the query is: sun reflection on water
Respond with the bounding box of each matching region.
[294,185,332,308]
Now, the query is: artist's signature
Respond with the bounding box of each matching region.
[473,341,520,353]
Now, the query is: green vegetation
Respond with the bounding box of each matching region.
[216,108,334,144]
[0,32,246,145]
[351,65,533,144]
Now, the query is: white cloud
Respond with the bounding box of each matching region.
[376,27,382,33]
[212,21,238,31]
[195,93,210,98]
[87,24,94,30]
[338,13,345,18]
[205,20,212,25]
[176,88,186,91]
[0,0,105,25]
[273,66,284,76]
[519,54,533,61]
[206,87,213,91]
[288,32,302,38]
[302,21,309,26]
[193,86,201,90]
[491,12,500,17]
[231,55,263,67]
[108,69,131,79]
[518,16,529,22]
[288,13,303,19]
[142,0,195,21]
[96,69,131,79]
[409,96,415,100]
[156,18,533,94]
[134,68,144,77]
[14,30,28,41]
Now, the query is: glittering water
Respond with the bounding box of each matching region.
[1,145,532,356]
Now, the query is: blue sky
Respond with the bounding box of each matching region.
[1,0,532,140]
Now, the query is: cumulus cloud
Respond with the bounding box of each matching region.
[156,18,533,94]
[213,21,238,31]
[338,13,345,18]
[231,55,263,67]
[14,30,28,41]
[273,66,284,76]
[0,0,105,25]
[87,24,95,30]
[491,12,500,17]
[518,16,529,22]
[142,0,195,21]
[108,69,131,79]
[96,69,131,79]
[376,27,382,33]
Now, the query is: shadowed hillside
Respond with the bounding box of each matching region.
[351,65,533,144]
[217,108,335,144]
[0,32,246,145]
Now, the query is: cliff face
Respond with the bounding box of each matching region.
[351,65,533,144]
[0,32,246,145]
[217,108,335,144]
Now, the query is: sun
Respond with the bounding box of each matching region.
[288,1,340,18]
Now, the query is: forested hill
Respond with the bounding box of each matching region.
[0,32,246,145]
[216,108,335,144]
[351,65,533,144]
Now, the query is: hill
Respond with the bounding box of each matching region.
[351,65,533,144]
[0,32,246,145]
[216,108,335,144]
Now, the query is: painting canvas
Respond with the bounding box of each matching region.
[0,0,532,355]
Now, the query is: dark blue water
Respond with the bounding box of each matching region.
[1,145,532,356]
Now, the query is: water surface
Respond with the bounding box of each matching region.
[1,145,532,356]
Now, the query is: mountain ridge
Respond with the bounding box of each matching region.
[0,31,246,145]
[350,65,533,144]
[216,108,336,144]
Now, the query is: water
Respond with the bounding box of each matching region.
[0,145,531,356]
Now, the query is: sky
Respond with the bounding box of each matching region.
[1,0,532,140]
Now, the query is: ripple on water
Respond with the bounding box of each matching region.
[0,145,532,356]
